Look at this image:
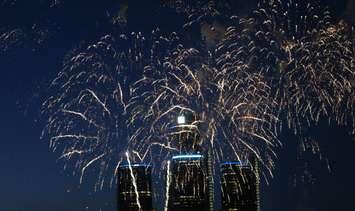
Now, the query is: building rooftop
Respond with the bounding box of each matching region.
[172,154,203,160]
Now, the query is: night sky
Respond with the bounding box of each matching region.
[0,0,354,210]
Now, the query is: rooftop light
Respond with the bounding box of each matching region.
[177,115,186,125]
[172,154,203,160]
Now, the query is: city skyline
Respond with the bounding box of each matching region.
[0,0,354,210]
[117,153,260,211]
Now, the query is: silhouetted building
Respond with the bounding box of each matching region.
[206,149,214,211]
[220,161,260,211]
[117,164,153,211]
[168,154,208,210]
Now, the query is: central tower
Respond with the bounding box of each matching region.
[168,154,207,210]
[167,112,212,210]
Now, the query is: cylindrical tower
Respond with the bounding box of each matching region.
[117,164,153,211]
[220,161,259,211]
[168,154,208,211]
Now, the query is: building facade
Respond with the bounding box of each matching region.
[220,161,260,211]
[117,164,153,211]
[168,154,208,210]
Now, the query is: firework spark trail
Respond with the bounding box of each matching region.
[80,153,106,184]
[125,152,142,210]
[59,150,87,159]
[0,28,25,53]
[164,161,171,211]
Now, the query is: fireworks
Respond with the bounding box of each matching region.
[164,161,171,211]
[278,21,354,133]
[41,30,181,188]
[39,0,354,193]
[128,44,279,178]
[0,20,57,54]
[252,0,354,137]
[0,28,26,53]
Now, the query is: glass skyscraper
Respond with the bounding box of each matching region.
[117,113,261,211]
[220,161,260,211]
[168,154,208,211]
[117,164,153,211]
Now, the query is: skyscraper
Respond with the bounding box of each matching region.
[117,164,153,211]
[220,161,260,211]
[206,149,214,211]
[168,154,208,211]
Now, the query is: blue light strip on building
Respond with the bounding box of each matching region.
[172,154,203,160]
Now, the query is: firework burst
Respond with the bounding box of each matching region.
[214,0,354,137]
[40,0,354,192]
[41,30,181,189]
[128,44,280,177]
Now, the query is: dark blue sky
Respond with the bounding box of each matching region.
[0,1,354,210]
